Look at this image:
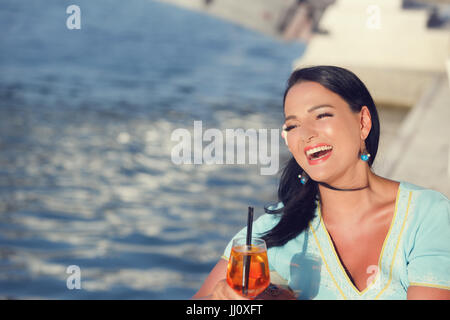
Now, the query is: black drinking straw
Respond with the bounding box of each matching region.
[243,206,254,296]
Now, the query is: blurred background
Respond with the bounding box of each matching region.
[0,0,448,299]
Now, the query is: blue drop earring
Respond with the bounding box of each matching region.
[298,171,309,185]
[360,149,371,162]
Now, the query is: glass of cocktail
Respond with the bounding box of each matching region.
[226,237,270,299]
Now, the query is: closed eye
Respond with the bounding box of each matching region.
[317,112,333,120]
[284,125,298,132]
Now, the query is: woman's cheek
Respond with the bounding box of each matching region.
[316,121,335,138]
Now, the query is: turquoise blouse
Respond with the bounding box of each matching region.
[223,181,450,299]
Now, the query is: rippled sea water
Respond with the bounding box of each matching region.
[0,0,305,299]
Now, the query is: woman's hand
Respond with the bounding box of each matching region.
[192,259,297,300]
[208,280,297,300]
[255,283,297,300]
[209,279,250,300]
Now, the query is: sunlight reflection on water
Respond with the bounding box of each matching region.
[0,0,305,299]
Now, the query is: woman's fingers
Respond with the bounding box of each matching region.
[210,280,297,300]
[256,284,297,300]
[210,279,250,300]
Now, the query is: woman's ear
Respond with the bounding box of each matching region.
[360,106,372,140]
[281,124,288,147]
[281,124,292,153]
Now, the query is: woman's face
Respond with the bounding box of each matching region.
[283,81,371,184]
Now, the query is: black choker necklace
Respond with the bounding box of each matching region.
[318,182,369,192]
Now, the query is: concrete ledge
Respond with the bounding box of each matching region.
[374,74,450,197]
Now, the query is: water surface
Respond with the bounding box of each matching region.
[0,0,305,299]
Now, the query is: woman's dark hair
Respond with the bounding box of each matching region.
[262,65,380,248]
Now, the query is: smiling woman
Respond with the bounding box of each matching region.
[265,66,382,248]
[193,66,450,300]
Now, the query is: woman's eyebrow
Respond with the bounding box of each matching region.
[307,104,335,112]
[284,115,297,121]
[285,104,335,121]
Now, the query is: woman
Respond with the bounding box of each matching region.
[192,66,450,300]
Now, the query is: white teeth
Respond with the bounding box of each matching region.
[306,145,333,157]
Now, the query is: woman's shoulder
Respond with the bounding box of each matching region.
[399,180,449,205]
[398,182,450,289]
[253,207,283,235]
[399,181,449,230]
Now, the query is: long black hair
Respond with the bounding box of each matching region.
[262,66,380,249]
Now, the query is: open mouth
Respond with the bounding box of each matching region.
[305,145,333,161]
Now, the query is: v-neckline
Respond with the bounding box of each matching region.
[316,181,402,295]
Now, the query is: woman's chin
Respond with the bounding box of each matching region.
[308,170,332,183]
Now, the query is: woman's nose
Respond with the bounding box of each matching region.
[298,124,317,143]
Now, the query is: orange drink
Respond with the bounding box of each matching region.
[226,237,270,299]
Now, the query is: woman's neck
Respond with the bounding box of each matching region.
[317,169,385,226]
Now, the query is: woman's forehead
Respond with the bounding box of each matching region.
[284,82,345,113]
